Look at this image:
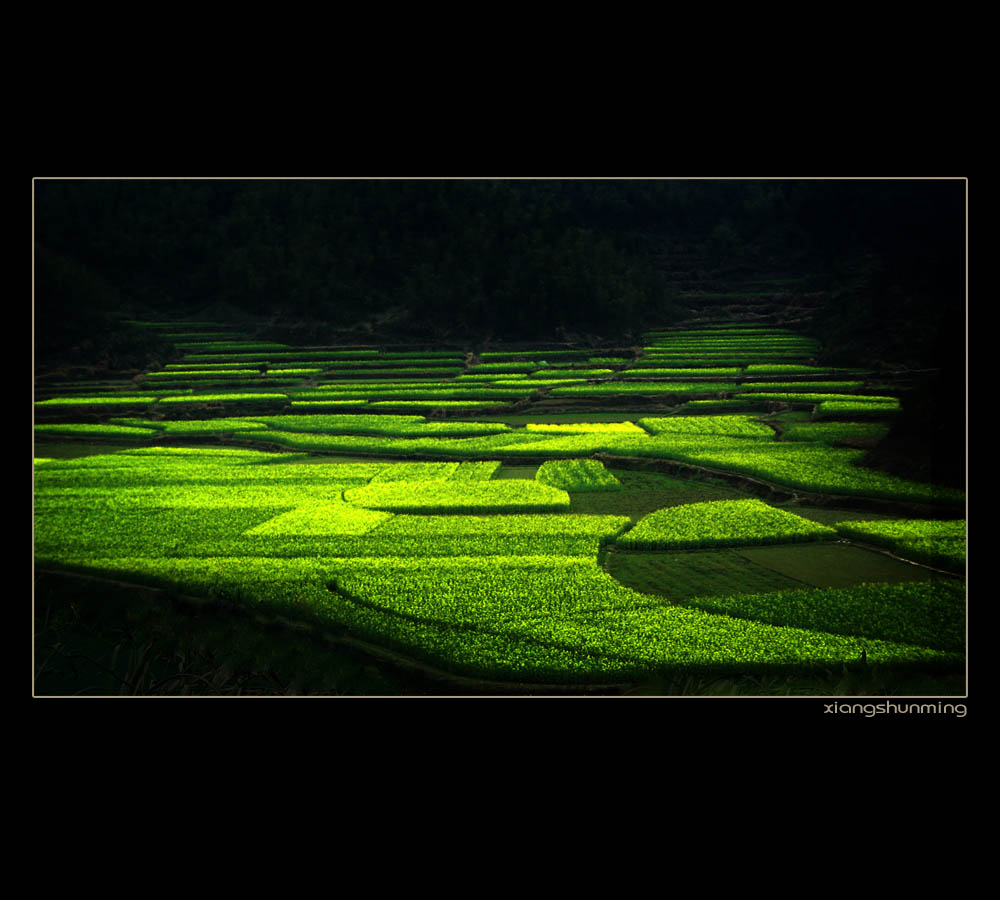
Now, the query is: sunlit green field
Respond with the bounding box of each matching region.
[33,322,967,692]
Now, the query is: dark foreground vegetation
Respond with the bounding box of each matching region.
[34,553,965,698]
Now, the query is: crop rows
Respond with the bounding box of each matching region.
[550,382,741,396]
[740,381,865,393]
[144,368,322,381]
[174,341,291,352]
[481,379,587,388]
[740,393,899,406]
[814,400,902,418]
[343,480,571,513]
[36,391,193,406]
[258,414,511,437]
[456,373,529,381]
[34,426,964,686]
[780,422,891,444]
[479,350,592,360]
[641,352,814,360]
[616,499,837,550]
[291,388,527,401]
[315,368,465,378]
[157,393,289,404]
[368,400,514,410]
[182,351,380,361]
[743,364,858,375]
[38,411,962,505]
[682,580,965,654]
[619,367,743,377]
[535,459,622,491]
[51,554,954,684]
[660,442,961,504]
[638,416,774,438]
[34,423,161,438]
[35,319,966,687]
[834,519,966,571]
[531,368,614,378]
[289,400,369,409]
[466,362,540,373]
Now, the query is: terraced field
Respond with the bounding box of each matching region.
[33,320,967,693]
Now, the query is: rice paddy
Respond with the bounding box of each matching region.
[33,320,967,693]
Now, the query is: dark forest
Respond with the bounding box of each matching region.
[34,179,963,357]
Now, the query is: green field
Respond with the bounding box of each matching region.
[33,321,967,695]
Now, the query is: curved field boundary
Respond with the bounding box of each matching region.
[593,453,966,519]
